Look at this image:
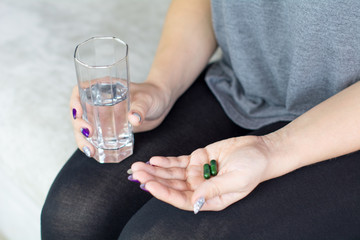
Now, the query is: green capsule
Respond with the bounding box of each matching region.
[210,159,218,176]
[203,164,211,179]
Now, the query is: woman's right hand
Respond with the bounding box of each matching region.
[127,82,173,133]
[70,81,173,157]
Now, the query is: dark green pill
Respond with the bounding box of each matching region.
[210,159,218,176]
[203,164,211,179]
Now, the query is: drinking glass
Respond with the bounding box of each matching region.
[74,36,133,163]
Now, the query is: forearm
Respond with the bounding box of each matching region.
[146,0,217,102]
[264,81,360,180]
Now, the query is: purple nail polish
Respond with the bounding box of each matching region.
[72,108,77,119]
[146,161,155,166]
[81,128,90,138]
[128,175,140,183]
[140,183,149,192]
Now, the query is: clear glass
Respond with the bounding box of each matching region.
[74,36,133,163]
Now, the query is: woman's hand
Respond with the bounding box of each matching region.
[127,82,173,133]
[129,135,275,213]
[70,81,173,157]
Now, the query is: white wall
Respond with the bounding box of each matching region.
[0,0,171,239]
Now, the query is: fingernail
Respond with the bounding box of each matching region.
[132,112,141,123]
[146,160,156,166]
[128,175,140,183]
[82,146,91,158]
[140,183,149,192]
[127,169,133,174]
[72,108,77,119]
[193,197,205,214]
[81,128,90,138]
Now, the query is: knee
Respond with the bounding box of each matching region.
[41,195,70,239]
[41,193,72,239]
[41,192,92,239]
[41,188,118,240]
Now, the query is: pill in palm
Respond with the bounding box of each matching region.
[210,159,217,176]
[203,164,211,179]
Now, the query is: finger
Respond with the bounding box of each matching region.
[128,112,142,126]
[128,93,152,127]
[132,162,187,180]
[72,117,95,157]
[70,86,83,120]
[202,192,246,211]
[192,172,238,200]
[74,129,95,158]
[77,137,95,158]
[148,156,190,168]
[144,181,193,211]
[73,118,93,139]
[191,171,253,209]
[132,170,189,191]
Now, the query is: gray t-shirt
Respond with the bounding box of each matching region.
[206,0,360,129]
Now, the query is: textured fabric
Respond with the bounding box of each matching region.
[207,0,360,129]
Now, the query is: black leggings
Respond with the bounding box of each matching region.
[41,70,360,240]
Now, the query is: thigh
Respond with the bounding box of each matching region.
[119,122,360,240]
[41,70,250,240]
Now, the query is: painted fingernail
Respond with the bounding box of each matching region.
[127,169,133,174]
[82,146,91,158]
[146,160,156,166]
[132,112,141,123]
[193,197,205,214]
[128,174,140,183]
[140,183,149,192]
[72,108,77,119]
[81,128,90,138]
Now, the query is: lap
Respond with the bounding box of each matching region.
[119,123,360,240]
[41,70,250,240]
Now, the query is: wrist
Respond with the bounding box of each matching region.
[145,75,175,108]
[260,128,302,182]
[145,62,191,106]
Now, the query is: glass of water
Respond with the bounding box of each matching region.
[74,36,133,163]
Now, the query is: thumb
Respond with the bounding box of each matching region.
[192,172,240,214]
[128,96,151,127]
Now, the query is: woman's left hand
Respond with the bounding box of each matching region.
[129,135,275,213]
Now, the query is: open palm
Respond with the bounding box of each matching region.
[130,135,273,213]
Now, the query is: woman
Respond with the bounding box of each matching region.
[42,0,360,239]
